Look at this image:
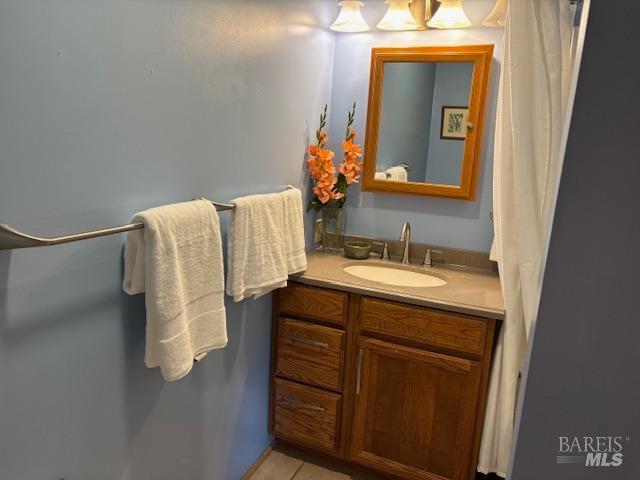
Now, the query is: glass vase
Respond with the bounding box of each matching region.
[321,205,346,253]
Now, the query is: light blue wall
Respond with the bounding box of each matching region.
[378,62,436,182]
[425,62,474,185]
[0,1,335,479]
[326,1,502,252]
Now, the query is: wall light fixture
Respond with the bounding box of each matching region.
[427,0,471,29]
[377,0,419,31]
[330,1,370,32]
[482,0,507,27]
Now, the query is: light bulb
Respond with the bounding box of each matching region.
[377,0,419,31]
[330,1,370,33]
[482,0,507,27]
[427,0,471,29]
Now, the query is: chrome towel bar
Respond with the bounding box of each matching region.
[0,198,235,251]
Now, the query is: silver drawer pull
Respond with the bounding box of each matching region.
[281,395,326,412]
[287,335,329,348]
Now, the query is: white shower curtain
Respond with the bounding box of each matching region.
[479,1,577,476]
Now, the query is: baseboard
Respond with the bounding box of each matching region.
[241,440,278,480]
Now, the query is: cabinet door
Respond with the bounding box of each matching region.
[351,338,481,480]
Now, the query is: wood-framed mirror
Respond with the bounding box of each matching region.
[362,45,493,200]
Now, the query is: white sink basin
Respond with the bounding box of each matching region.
[342,264,447,288]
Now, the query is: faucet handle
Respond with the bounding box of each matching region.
[374,242,391,261]
[423,249,431,267]
[423,248,444,267]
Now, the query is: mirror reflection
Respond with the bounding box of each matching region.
[375,61,473,186]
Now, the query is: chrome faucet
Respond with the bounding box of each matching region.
[399,222,411,264]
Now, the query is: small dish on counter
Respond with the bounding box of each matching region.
[343,241,371,260]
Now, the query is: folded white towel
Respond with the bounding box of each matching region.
[123,200,227,381]
[375,171,388,180]
[386,165,408,182]
[227,187,306,302]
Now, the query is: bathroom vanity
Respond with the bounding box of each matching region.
[269,251,504,480]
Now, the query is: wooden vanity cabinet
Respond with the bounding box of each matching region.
[270,282,496,480]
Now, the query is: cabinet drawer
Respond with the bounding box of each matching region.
[274,378,341,454]
[361,297,487,357]
[276,283,347,325]
[276,318,345,391]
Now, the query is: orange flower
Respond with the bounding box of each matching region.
[317,130,329,146]
[342,140,362,156]
[339,162,361,185]
[339,162,360,174]
[308,146,337,184]
[313,176,338,204]
[338,130,363,185]
[344,153,359,164]
[318,148,334,162]
[313,186,331,204]
[308,144,319,157]
[321,163,334,175]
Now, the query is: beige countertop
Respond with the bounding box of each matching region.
[291,251,505,320]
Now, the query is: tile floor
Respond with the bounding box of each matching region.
[247,444,502,480]
[248,445,386,480]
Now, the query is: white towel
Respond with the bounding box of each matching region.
[386,165,408,182]
[123,200,227,381]
[282,188,307,274]
[227,187,306,302]
[375,171,388,180]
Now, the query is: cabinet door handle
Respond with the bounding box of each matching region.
[356,348,364,395]
[287,335,329,348]
[281,394,326,412]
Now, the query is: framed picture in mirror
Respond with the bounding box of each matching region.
[361,45,494,200]
[441,106,469,140]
